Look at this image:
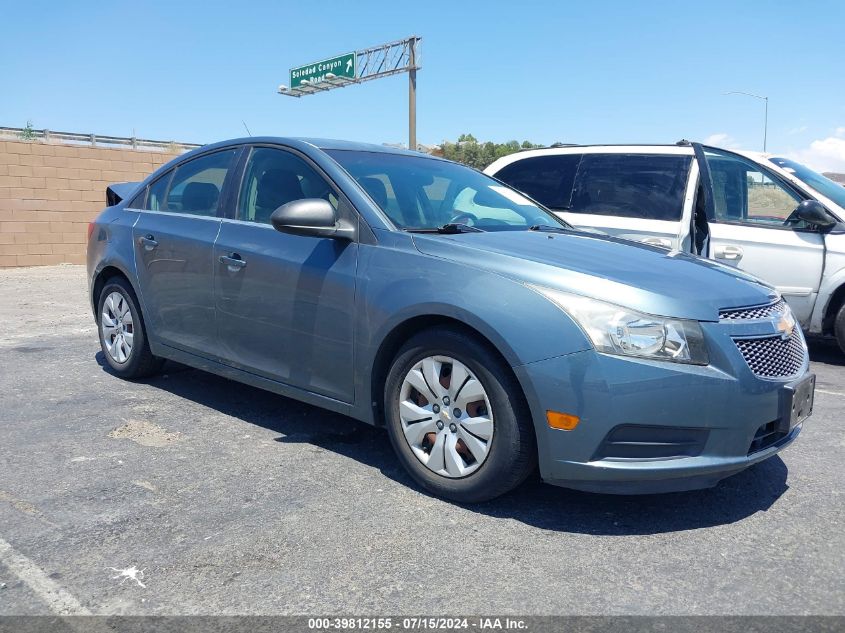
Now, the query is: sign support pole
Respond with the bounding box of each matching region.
[409,37,417,152]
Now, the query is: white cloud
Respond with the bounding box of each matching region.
[787,125,808,135]
[790,135,845,173]
[703,133,739,148]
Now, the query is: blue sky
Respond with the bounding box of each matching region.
[2,0,845,170]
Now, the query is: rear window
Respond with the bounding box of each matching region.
[494,154,581,210]
[569,154,691,221]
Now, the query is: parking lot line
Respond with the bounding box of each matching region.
[817,388,845,398]
[0,537,91,615]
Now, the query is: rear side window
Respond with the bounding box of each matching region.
[569,154,691,221]
[164,150,237,217]
[127,188,147,209]
[494,154,581,210]
[132,171,172,211]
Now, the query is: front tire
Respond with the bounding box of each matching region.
[835,302,845,355]
[384,327,536,503]
[97,277,163,379]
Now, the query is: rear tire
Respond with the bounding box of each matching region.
[835,302,845,355]
[384,327,536,503]
[97,277,163,379]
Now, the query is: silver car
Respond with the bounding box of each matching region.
[87,138,814,502]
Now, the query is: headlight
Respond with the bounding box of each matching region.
[531,286,709,365]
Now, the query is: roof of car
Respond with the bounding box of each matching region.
[294,137,423,156]
[184,136,425,157]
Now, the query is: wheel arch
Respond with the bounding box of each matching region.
[91,264,138,320]
[368,314,529,429]
[823,282,845,335]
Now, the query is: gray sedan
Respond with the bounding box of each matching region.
[86,138,814,502]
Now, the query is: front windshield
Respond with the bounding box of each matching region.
[326,149,569,232]
[769,156,845,210]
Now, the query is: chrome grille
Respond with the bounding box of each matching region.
[733,330,806,378]
[720,298,787,321]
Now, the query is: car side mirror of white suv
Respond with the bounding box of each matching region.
[792,200,836,229]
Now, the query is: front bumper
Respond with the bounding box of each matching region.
[514,321,810,494]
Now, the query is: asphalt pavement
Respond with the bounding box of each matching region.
[0,265,843,615]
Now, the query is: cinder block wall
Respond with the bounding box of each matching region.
[0,139,180,267]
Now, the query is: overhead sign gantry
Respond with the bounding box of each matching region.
[278,36,421,150]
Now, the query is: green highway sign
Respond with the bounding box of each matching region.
[290,52,356,88]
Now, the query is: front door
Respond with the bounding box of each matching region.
[213,146,358,402]
[703,148,825,325]
[132,148,239,356]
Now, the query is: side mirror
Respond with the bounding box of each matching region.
[270,198,356,240]
[793,199,836,229]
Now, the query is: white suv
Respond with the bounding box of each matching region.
[486,143,845,352]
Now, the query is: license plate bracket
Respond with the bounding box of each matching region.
[778,374,815,432]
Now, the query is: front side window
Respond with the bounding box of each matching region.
[238,147,338,224]
[705,149,802,226]
[326,150,567,232]
[164,150,237,217]
[493,154,581,210]
[569,154,691,221]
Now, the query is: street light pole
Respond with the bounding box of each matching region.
[763,95,768,152]
[724,91,769,152]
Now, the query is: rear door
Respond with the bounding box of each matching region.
[132,148,239,357]
[213,145,358,402]
[702,148,825,325]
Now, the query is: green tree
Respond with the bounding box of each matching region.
[440,133,542,169]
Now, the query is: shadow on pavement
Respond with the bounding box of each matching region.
[96,352,790,537]
[808,338,844,366]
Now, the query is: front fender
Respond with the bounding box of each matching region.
[350,233,592,423]
[810,238,845,333]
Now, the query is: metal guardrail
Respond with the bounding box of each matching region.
[0,126,201,152]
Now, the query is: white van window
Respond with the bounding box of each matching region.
[569,154,691,221]
[494,154,581,210]
[705,150,802,226]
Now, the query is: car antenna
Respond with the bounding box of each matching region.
[242,120,253,136]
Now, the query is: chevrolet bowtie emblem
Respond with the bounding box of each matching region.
[776,311,796,340]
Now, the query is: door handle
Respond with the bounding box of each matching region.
[641,237,672,248]
[714,245,744,260]
[219,253,247,271]
[139,234,158,251]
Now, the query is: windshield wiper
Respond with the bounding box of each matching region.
[437,223,485,234]
[528,224,571,233]
[406,223,485,234]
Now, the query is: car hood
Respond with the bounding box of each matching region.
[411,230,777,321]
